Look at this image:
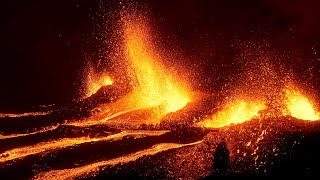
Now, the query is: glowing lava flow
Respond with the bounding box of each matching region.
[285,86,320,120]
[33,141,202,180]
[0,111,52,118]
[198,100,266,128]
[64,91,144,128]
[85,69,113,98]
[0,130,169,163]
[0,125,59,140]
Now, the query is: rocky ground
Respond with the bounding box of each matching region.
[1,87,320,179]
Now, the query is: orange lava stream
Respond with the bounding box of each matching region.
[64,109,136,128]
[0,111,52,118]
[285,86,320,120]
[0,130,169,163]
[33,140,202,180]
[64,91,143,127]
[0,125,59,140]
[198,100,266,128]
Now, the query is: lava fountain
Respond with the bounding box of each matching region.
[198,83,319,129]
[85,66,113,98]
[285,85,320,120]
[198,54,320,128]
[198,99,266,128]
[66,14,191,128]
[123,16,190,115]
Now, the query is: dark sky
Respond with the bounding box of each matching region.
[1,0,320,112]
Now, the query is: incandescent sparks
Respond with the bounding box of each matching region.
[1,5,320,180]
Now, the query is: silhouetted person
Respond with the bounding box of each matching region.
[202,141,230,179]
[213,141,230,176]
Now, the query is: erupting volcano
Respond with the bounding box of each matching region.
[64,14,191,129]
[1,0,320,179]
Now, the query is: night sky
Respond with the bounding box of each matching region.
[1,0,320,112]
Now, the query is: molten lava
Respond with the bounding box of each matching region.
[285,86,320,120]
[2,6,320,179]
[198,99,266,128]
[0,130,169,163]
[198,84,320,128]
[85,68,113,98]
[33,140,201,180]
[69,14,191,128]
[123,16,190,114]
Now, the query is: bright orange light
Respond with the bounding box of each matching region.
[0,130,169,163]
[123,16,190,115]
[285,86,320,120]
[85,68,113,98]
[198,99,266,128]
[33,140,201,180]
[68,15,191,128]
